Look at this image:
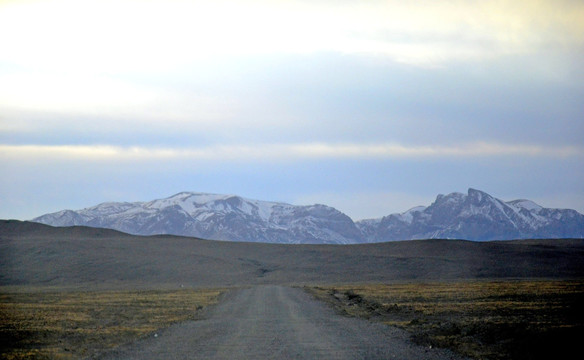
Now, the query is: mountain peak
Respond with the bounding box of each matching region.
[32,189,584,243]
[468,187,488,196]
[359,189,583,242]
[165,191,232,202]
[34,191,362,244]
[435,191,465,201]
[467,188,496,204]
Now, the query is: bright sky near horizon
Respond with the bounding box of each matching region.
[1,0,583,220]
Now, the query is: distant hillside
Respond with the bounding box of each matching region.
[1,220,583,289]
[32,189,584,243]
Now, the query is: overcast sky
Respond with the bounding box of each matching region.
[1,0,583,221]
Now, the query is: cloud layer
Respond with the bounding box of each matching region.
[2,143,582,163]
[1,0,582,220]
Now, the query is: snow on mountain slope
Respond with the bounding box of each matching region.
[33,192,363,244]
[508,199,543,212]
[33,189,584,243]
[357,188,584,241]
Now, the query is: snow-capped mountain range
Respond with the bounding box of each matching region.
[358,188,584,241]
[32,192,362,244]
[32,189,584,244]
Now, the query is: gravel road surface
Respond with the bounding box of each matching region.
[97,286,466,360]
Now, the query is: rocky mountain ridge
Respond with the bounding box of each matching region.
[357,188,584,241]
[33,192,362,244]
[32,189,584,243]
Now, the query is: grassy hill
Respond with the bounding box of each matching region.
[1,220,583,289]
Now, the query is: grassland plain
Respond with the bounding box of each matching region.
[1,221,584,359]
[0,288,223,360]
[306,280,584,360]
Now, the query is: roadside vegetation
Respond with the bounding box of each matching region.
[306,280,583,360]
[0,288,223,359]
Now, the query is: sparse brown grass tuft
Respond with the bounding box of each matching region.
[0,288,223,360]
[307,280,584,360]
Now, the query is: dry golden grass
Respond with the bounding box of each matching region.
[0,288,223,360]
[307,280,584,360]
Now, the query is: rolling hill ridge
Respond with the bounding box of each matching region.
[2,220,583,288]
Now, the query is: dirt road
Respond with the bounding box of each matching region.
[97,286,465,359]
